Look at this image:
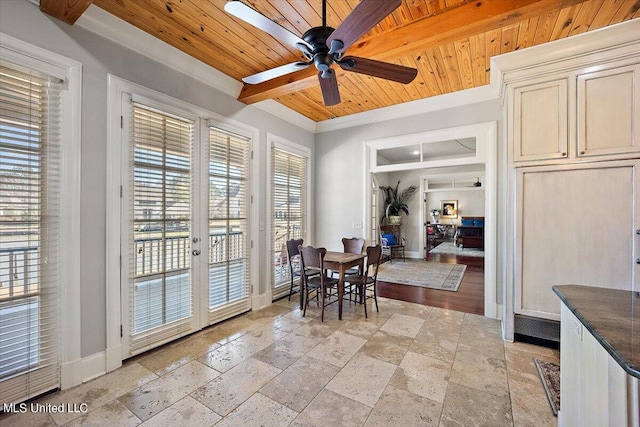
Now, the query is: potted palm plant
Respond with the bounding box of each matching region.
[380,180,418,224]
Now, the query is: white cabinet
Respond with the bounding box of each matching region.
[511,78,568,162]
[515,160,639,320]
[577,64,640,158]
[559,304,639,426]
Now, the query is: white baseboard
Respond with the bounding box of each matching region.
[60,349,121,390]
[60,358,84,390]
[81,352,107,383]
[252,292,270,311]
[105,344,123,373]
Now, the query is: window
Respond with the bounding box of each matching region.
[270,146,308,299]
[0,62,62,403]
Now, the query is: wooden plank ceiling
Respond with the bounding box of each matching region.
[57,0,640,122]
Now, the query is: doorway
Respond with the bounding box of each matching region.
[364,121,497,318]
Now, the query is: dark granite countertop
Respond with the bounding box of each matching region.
[553,285,640,379]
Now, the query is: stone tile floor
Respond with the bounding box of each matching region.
[0,297,559,426]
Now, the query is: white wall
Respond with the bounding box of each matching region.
[0,0,315,358]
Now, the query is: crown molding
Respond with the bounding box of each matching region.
[253,100,317,132]
[491,19,640,97]
[315,84,498,133]
[76,5,242,98]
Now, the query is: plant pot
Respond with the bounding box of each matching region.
[388,215,402,224]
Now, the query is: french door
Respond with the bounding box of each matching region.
[122,96,251,356]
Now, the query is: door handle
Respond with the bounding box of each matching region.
[192,249,201,256]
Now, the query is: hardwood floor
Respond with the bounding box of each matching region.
[377,252,484,315]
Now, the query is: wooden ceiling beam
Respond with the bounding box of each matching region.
[238,0,590,104]
[40,0,94,25]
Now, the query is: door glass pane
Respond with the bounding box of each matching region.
[131,104,192,339]
[208,128,249,309]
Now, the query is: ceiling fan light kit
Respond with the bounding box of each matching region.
[224,0,418,106]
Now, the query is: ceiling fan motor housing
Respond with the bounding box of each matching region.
[302,26,337,77]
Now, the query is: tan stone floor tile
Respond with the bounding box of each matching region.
[364,385,442,427]
[326,353,397,407]
[245,303,294,323]
[292,318,342,339]
[117,361,219,421]
[0,409,56,427]
[410,328,459,364]
[191,358,281,416]
[197,314,264,345]
[41,363,157,425]
[357,329,413,365]
[63,399,140,427]
[139,396,221,426]
[259,355,340,413]
[215,393,298,427]
[426,307,465,326]
[504,345,555,386]
[197,337,253,373]
[379,313,425,338]
[306,330,367,367]
[508,377,557,427]
[337,316,385,339]
[290,389,372,427]
[449,349,509,398]
[440,382,513,426]
[252,331,322,370]
[389,351,451,403]
[135,335,222,376]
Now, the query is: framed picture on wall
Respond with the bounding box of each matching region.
[441,200,458,219]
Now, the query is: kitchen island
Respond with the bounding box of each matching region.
[553,285,639,426]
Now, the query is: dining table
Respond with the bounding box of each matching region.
[322,251,366,320]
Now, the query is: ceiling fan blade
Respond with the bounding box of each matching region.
[327,0,401,54]
[242,62,311,84]
[338,56,417,84]
[224,1,312,51]
[318,70,340,106]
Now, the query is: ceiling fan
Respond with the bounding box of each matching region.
[224,0,418,106]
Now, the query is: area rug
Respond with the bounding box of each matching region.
[430,242,484,257]
[534,358,560,416]
[377,261,466,291]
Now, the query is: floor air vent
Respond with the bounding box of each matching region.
[514,314,560,343]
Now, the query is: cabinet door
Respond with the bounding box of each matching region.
[577,64,640,158]
[512,79,568,162]
[515,160,639,320]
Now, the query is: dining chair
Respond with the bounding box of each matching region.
[285,238,304,301]
[298,245,339,322]
[344,244,382,318]
[333,237,365,277]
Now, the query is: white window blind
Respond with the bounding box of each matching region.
[271,147,307,299]
[129,102,193,353]
[0,63,62,403]
[208,127,250,321]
